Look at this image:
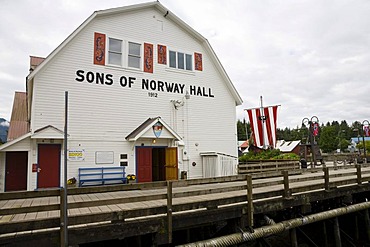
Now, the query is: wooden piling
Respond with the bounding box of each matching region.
[333,217,342,247]
[354,213,359,242]
[364,208,370,242]
[290,228,297,247]
[323,220,329,247]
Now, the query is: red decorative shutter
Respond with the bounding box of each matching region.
[157,44,167,64]
[93,32,105,65]
[194,52,203,71]
[144,43,154,73]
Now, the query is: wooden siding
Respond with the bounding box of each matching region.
[27,7,237,182]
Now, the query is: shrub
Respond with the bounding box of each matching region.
[239,149,299,162]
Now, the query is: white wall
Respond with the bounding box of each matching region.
[29,7,238,179]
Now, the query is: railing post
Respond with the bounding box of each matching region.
[356,165,362,185]
[167,181,173,244]
[247,175,254,227]
[282,171,291,198]
[324,167,330,191]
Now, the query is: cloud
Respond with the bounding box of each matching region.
[0,121,9,127]
[1,0,370,129]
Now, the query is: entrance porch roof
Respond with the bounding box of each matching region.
[125,117,182,142]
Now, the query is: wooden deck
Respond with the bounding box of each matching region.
[1,164,370,246]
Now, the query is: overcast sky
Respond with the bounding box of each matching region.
[1,0,370,128]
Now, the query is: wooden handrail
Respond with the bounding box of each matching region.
[1,165,370,236]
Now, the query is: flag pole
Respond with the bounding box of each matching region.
[245,118,249,140]
[62,91,68,246]
[260,96,266,149]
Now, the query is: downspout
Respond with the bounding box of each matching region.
[177,201,370,247]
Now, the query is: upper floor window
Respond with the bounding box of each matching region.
[128,42,141,69]
[108,38,122,66]
[169,50,192,71]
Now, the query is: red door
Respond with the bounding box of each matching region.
[136,147,152,183]
[37,144,60,188]
[5,151,28,191]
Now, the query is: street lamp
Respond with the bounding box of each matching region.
[301,116,321,168]
[362,120,369,162]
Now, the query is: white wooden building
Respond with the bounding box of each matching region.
[0,2,242,191]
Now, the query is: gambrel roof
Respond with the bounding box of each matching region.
[26,1,242,106]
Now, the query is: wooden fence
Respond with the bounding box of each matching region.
[1,164,370,245]
[238,160,300,174]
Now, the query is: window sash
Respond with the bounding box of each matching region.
[169,51,176,68]
[128,42,141,56]
[108,38,122,66]
[128,42,141,69]
[169,50,192,70]
[186,54,192,71]
[178,52,184,69]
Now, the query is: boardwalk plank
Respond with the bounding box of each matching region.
[24,212,37,221]
[1,164,370,245]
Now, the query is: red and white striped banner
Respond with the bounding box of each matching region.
[246,105,279,148]
[364,125,370,137]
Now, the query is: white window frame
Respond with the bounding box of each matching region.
[106,36,143,71]
[168,50,193,71]
[127,41,142,70]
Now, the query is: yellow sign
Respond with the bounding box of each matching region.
[68,149,85,161]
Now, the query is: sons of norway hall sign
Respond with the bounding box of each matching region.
[74,70,215,98]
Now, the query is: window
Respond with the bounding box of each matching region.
[169,50,192,71]
[128,42,141,69]
[186,54,192,70]
[169,51,176,68]
[107,37,143,69]
[108,38,122,66]
[178,52,184,69]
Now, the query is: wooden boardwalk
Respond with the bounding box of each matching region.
[1,164,370,246]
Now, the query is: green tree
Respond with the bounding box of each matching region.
[338,139,350,151]
[236,119,250,141]
[319,125,338,153]
[356,140,370,154]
